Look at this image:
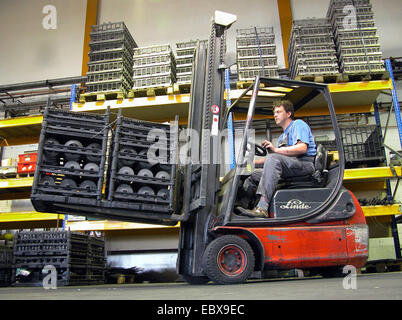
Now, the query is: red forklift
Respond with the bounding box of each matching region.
[31,11,369,285]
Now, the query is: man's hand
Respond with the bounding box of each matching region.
[262,140,277,153]
[262,140,308,157]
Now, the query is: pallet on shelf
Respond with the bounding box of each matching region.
[295,73,347,83]
[79,90,126,103]
[340,70,390,82]
[129,85,175,98]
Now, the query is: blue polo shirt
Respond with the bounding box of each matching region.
[277,120,316,156]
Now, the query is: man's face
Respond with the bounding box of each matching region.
[273,105,291,127]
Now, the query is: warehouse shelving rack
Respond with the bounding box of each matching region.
[0,75,400,233]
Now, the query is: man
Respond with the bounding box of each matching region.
[237,100,316,218]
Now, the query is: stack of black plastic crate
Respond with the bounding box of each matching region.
[236,27,279,82]
[0,245,13,287]
[132,44,177,91]
[288,18,340,79]
[107,110,179,215]
[87,236,106,284]
[12,231,105,286]
[31,108,110,212]
[175,40,207,85]
[84,22,137,98]
[327,0,386,78]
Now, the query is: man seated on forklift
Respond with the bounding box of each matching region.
[237,100,317,218]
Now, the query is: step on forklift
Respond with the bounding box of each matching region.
[31,11,369,285]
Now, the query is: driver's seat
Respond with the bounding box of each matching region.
[280,144,329,189]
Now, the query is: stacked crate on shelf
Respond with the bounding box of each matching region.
[12,231,105,286]
[30,108,110,212]
[327,0,386,78]
[0,245,13,287]
[132,44,176,92]
[175,40,197,85]
[288,18,340,80]
[175,40,207,85]
[106,111,179,215]
[84,22,137,99]
[236,27,279,82]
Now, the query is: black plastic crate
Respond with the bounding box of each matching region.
[12,265,92,287]
[13,255,89,269]
[13,231,89,258]
[317,139,338,151]
[11,231,106,287]
[0,246,13,269]
[14,230,89,243]
[106,113,179,214]
[31,108,110,207]
[341,124,385,167]
[0,268,12,287]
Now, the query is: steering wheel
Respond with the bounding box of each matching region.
[247,142,267,157]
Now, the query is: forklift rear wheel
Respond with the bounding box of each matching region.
[202,235,255,284]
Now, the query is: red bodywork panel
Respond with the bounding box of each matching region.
[215,192,368,270]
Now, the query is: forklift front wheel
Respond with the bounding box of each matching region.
[202,235,255,284]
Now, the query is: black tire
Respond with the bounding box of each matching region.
[64,139,83,161]
[60,178,77,189]
[202,235,255,285]
[86,143,101,162]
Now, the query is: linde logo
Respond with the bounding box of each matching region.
[280,199,311,210]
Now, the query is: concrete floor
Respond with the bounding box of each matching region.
[1,272,401,300]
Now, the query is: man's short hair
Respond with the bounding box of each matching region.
[273,100,295,119]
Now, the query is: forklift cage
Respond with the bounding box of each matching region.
[222,76,346,225]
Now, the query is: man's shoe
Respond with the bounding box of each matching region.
[235,206,269,218]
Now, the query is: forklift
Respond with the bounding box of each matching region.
[31,11,369,285]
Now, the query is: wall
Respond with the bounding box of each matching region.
[0,0,86,85]
[0,0,401,83]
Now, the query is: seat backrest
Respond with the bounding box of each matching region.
[314,144,328,173]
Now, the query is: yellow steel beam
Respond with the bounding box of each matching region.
[0,115,43,128]
[344,181,388,191]
[81,0,98,76]
[0,115,43,146]
[277,0,293,69]
[0,177,33,189]
[344,167,401,181]
[362,204,401,217]
[328,79,392,93]
[72,93,191,124]
[66,220,179,231]
[295,104,373,117]
[0,212,64,223]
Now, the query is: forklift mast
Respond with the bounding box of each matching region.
[177,11,237,280]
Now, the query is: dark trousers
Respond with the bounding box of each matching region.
[244,153,315,204]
